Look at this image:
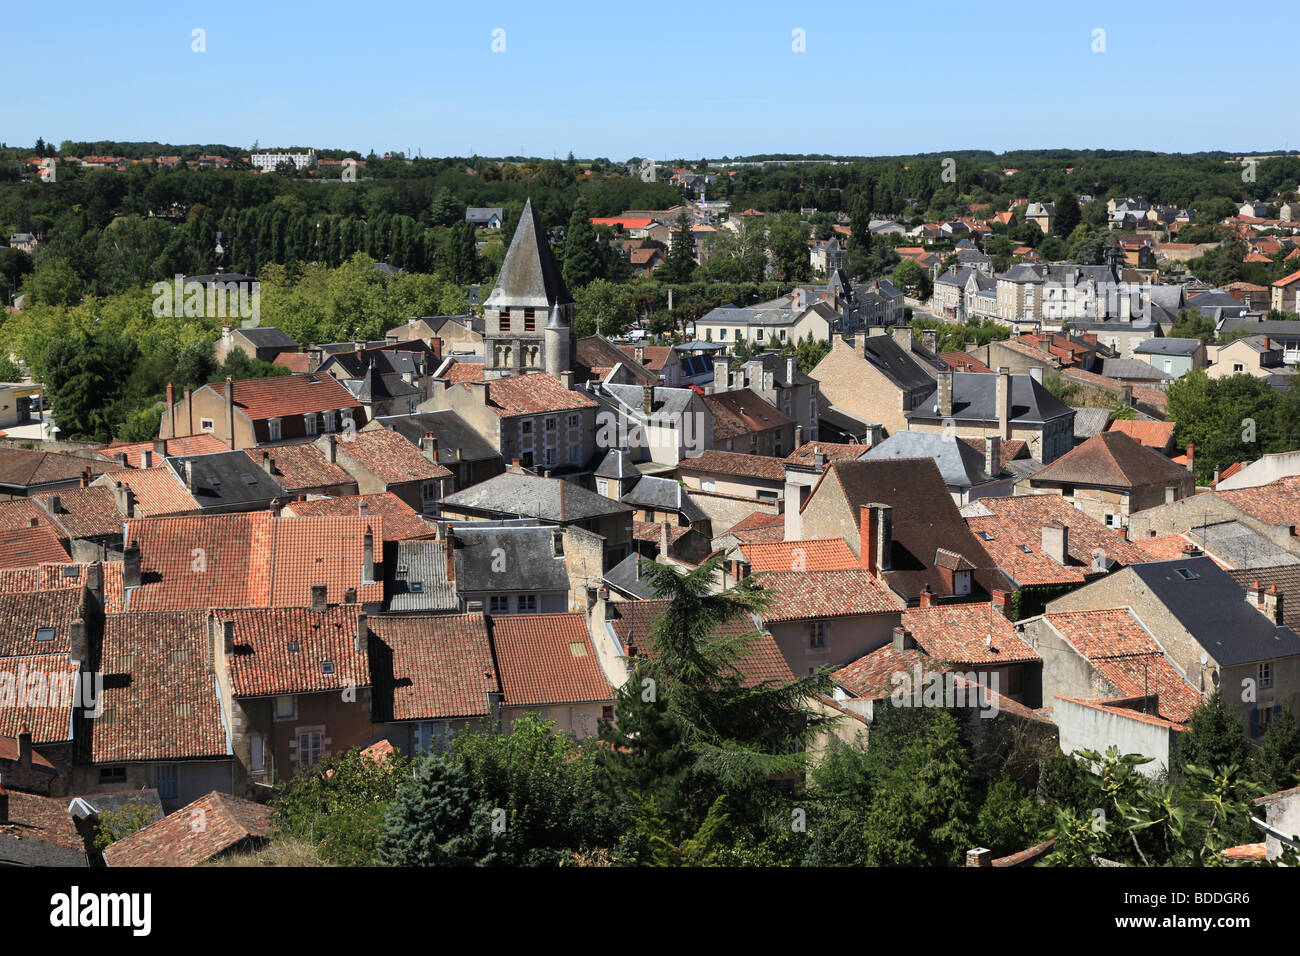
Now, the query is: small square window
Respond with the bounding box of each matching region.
[518,595,538,613]
[99,766,126,784]
[489,595,509,613]
[411,581,424,593]
[34,627,55,641]
[321,661,335,675]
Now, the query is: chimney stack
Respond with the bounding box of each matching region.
[659,520,672,560]
[166,382,176,438]
[422,432,439,462]
[270,498,283,519]
[141,449,153,469]
[642,385,655,416]
[325,434,337,463]
[16,727,32,771]
[1185,443,1195,475]
[311,584,327,610]
[221,619,235,656]
[858,504,892,575]
[984,435,1000,477]
[224,376,236,450]
[183,459,194,492]
[261,450,274,475]
[996,367,1011,440]
[892,625,915,652]
[991,589,1009,618]
[713,357,729,391]
[919,584,933,607]
[787,354,797,385]
[355,612,368,652]
[0,788,8,824]
[363,527,375,584]
[123,540,142,588]
[1246,580,1264,607]
[1264,584,1285,625]
[937,368,954,418]
[1042,523,1069,566]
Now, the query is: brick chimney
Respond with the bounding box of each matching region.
[166,381,176,438]
[659,520,672,560]
[1246,580,1264,607]
[991,589,1009,618]
[1185,443,1195,475]
[966,847,993,867]
[858,504,892,575]
[310,584,327,610]
[919,584,933,607]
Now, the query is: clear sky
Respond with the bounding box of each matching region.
[6,0,1297,159]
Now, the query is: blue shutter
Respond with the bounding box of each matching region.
[1249,707,1261,738]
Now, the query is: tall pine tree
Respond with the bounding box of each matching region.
[562,197,604,290]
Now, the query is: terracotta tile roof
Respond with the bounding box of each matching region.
[619,345,672,372]
[0,448,127,489]
[1217,476,1300,527]
[680,449,786,482]
[220,607,369,698]
[92,611,230,762]
[720,511,786,543]
[783,441,867,466]
[965,494,1149,586]
[1107,419,1176,451]
[265,517,386,607]
[491,613,614,707]
[0,588,82,658]
[283,493,435,540]
[606,599,795,687]
[0,789,83,854]
[32,487,122,539]
[369,613,499,721]
[703,389,794,440]
[1213,461,1244,486]
[103,791,274,867]
[0,654,79,743]
[756,569,904,621]
[633,521,690,545]
[443,360,485,383]
[0,526,70,569]
[0,733,55,769]
[101,434,227,467]
[942,352,993,373]
[1031,431,1191,489]
[243,444,353,492]
[336,429,451,483]
[958,436,1028,466]
[475,372,597,418]
[833,642,926,699]
[740,538,859,572]
[198,373,361,422]
[1044,609,1203,723]
[273,352,310,373]
[902,603,1037,665]
[1132,533,1228,568]
[98,469,198,517]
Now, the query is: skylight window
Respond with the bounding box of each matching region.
[35,627,56,641]
[321,661,335,674]
[1175,568,1198,580]
[410,582,424,593]
[287,641,300,653]
[240,473,258,485]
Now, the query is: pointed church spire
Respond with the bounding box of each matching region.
[484,197,571,310]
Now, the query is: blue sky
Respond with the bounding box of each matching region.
[6,0,1297,159]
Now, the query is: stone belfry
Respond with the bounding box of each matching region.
[481,198,574,379]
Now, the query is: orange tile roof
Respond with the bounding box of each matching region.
[92,611,230,763]
[197,373,362,422]
[740,538,859,572]
[719,511,786,543]
[0,653,79,744]
[283,493,435,540]
[681,449,787,482]
[633,521,690,545]
[1217,475,1300,527]
[965,494,1149,587]
[901,603,1038,665]
[335,429,451,484]
[101,434,228,467]
[265,517,386,607]
[1131,533,1229,568]
[1107,419,1178,452]
[244,444,353,492]
[220,607,369,697]
[104,791,274,867]
[832,642,925,699]
[443,360,485,383]
[491,613,614,707]
[98,469,198,517]
[0,498,65,539]
[1272,269,1300,289]
[783,441,867,466]
[33,487,122,539]
[756,569,903,621]
[704,389,794,440]
[0,789,84,855]
[478,372,597,418]
[0,588,82,658]
[0,526,70,569]
[1044,609,1203,723]
[368,613,499,720]
[273,352,310,373]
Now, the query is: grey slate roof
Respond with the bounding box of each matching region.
[1101,358,1173,381]
[861,433,997,487]
[371,411,499,463]
[386,538,458,612]
[465,207,504,224]
[166,451,284,509]
[484,198,570,309]
[439,472,632,522]
[603,551,659,600]
[623,475,707,523]
[450,522,570,593]
[603,383,697,419]
[1135,337,1201,356]
[1220,319,1300,341]
[1128,557,1300,666]
[908,371,1075,425]
[232,326,298,350]
[1193,521,1300,571]
[857,335,936,392]
[820,404,879,442]
[745,350,817,387]
[1071,407,1113,440]
[594,447,638,480]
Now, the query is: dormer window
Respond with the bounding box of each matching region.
[303,414,318,436]
[267,418,282,441]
